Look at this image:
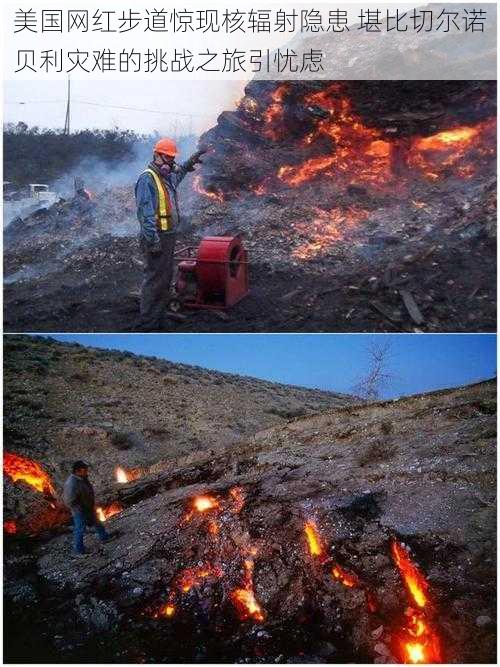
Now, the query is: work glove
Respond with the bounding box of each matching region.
[185,149,207,172]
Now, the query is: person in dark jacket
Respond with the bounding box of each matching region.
[63,461,109,555]
[135,137,205,330]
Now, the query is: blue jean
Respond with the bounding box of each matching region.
[73,511,108,554]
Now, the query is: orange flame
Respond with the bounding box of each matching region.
[182,493,221,524]
[193,495,220,513]
[304,520,325,558]
[408,119,495,181]
[230,558,265,622]
[277,85,393,188]
[271,84,494,189]
[4,520,17,534]
[192,175,224,203]
[115,466,140,484]
[3,452,55,496]
[397,609,442,664]
[391,541,428,609]
[96,501,123,522]
[332,564,360,588]
[263,84,289,141]
[115,466,128,484]
[161,603,176,618]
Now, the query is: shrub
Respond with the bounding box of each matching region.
[358,440,398,467]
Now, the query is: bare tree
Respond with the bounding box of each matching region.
[352,340,395,401]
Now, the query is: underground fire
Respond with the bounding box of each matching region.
[148,498,445,662]
[304,519,326,559]
[4,451,55,496]
[96,501,123,523]
[391,540,441,664]
[115,466,141,484]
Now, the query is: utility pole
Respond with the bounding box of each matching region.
[63,77,71,134]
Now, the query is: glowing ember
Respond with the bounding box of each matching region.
[182,493,222,524]
[263,84,289,141]
[332,564,360,588]
[3,451,55,495]
[304,520,325,558]
[193,495,220,513]
[162,603,175,617]
[271,83,495,189]
[192,174,225,203]
[397,609,442,664]
[408,118,495,181]
[229,486,245,513]
[4,520,17,534]
[177,564,223,593]
[207,519,219,535]
[96,501,123,522]
[277,84,393,188]
[292,206,369,260]
[230,558,265,622]
[391,541,429,608]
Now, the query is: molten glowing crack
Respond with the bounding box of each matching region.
[391,540,428,609]
[332,564,360,588]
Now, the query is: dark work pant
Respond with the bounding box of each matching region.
[140,232,176,329]
[73,511,108,554]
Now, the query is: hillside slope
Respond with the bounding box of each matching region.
[3,345,496,663]
[4,335,353,492]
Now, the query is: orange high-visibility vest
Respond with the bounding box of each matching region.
[144,168,172,231]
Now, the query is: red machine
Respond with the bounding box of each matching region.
[173,236,249,311]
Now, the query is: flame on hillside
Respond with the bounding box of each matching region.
[4,452,55,496]
[96,501,123,522]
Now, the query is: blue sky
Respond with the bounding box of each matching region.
[45,334,496,399]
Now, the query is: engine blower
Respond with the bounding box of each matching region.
[171,235,249,311]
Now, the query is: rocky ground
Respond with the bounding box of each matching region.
[3,81,497,333]
[3,337,497,663]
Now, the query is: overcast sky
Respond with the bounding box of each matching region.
[4,79,248,135]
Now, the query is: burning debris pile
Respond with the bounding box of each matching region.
[3,81,496,333]
[4,351,496,663]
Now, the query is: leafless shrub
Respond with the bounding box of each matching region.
[352,341,395,401]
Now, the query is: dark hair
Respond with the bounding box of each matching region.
[72,460,89,473]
